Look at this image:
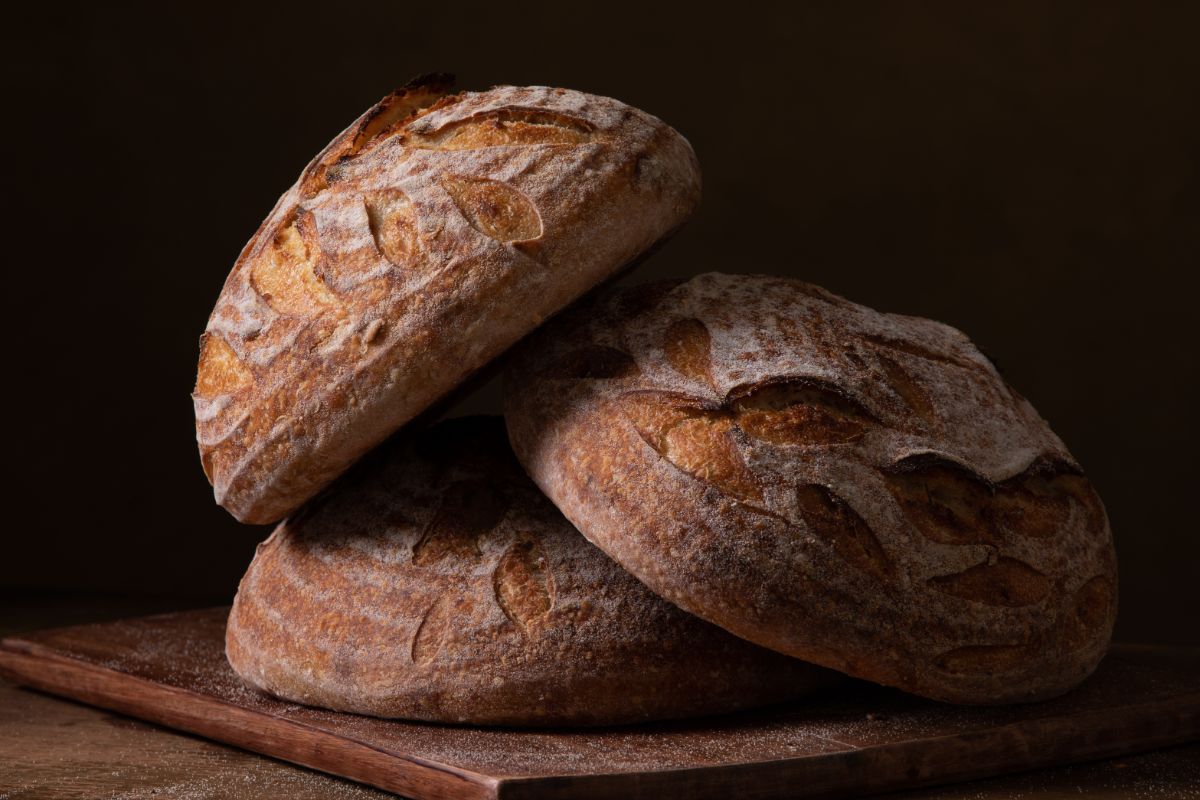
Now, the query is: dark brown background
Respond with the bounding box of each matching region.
[4,3,1197,644]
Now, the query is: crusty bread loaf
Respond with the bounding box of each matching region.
[194,75,701,524]
[226,416,833,726]
[503,273,1118,704]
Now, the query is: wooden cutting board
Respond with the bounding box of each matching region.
[1,609,1196,800]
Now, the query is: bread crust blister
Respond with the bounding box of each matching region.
[503,273,1118,704]
[226,417,832,726]
[194,77,701,524]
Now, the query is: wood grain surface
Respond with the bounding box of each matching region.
[1,608,1197,799]
[0,682,391,800]
[5,679,1198,800]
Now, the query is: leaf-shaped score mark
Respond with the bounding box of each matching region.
[409,109,595,150]
[250,213,340,316]
[493,540,555,635]
[194,333,251,399]
[795,485,892,580]
[992,470,1104,539]
[889,458,1100,546]
[623,393,763,506]
[874,354,936,423]
[862,334,981,370]
[859,337,952,423]
[411,595,457,666]
[730,381,874,446]
[928,556,1051,607]
[194,333,253,483]
[365,190,418,266]
[664,318,714,387]
[1061,575,1114,652]
[861,333,1008,426]
[888,461,999,546]
[442,175,542,243]
[412,482,510,566]
[622,380,880,509]
[928,549,1111,680]
[622,382,894,579]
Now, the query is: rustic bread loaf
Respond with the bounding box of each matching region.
[194,75,701,524]
[226,416,833,726]
[503,273,1118,704]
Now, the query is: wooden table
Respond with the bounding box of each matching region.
[2,593,1197,799]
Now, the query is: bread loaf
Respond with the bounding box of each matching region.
[503,273,1118,704]
[194,75,701,523]
[226,416,833,726]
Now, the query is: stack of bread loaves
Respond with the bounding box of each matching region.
[195,76,1117,726]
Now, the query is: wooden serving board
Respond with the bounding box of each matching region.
[1,609,1197,800]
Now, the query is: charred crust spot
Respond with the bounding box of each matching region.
[730,379,873,446]
[412,481,509,566]
[795,485,892,580]
[442,175,543,243]
[493,539,555,634]
[663,318,714,388]
[928,557,1051,607]
[545,345,639,380]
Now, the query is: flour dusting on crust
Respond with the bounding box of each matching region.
[194,78,701,523]
[226,416,833,726]
[503,273,1118,704]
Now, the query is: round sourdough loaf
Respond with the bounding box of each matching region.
[194,75,701,524]
[502,273,1118,704]
[225,416,832,726]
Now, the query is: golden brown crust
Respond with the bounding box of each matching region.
[225,416,834,726]
[194,78,701,523]
[503,274,1118,704]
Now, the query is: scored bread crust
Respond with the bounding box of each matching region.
[225,416,832,726]
[503,273,1118,704]
[194,76,701,524]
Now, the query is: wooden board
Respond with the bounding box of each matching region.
[5,684,1197,800]
[0,609,1197,800]
[0,678,392,800]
